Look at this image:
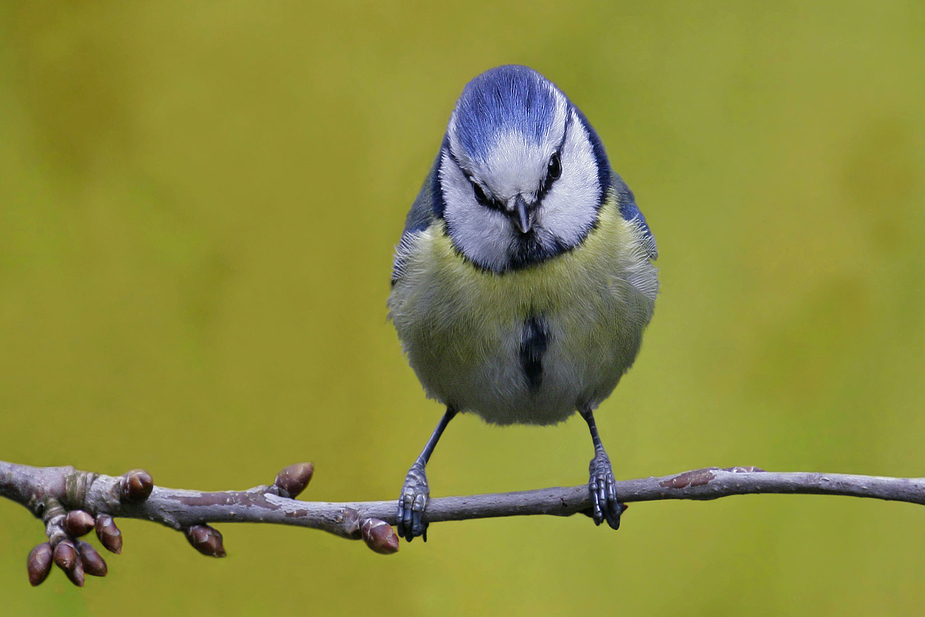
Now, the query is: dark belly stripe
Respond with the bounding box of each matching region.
[519,315,549,393]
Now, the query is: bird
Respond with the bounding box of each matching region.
[388,65,658,542]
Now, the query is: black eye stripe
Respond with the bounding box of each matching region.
[470,180,505,211]
[443,149,500,210]
[540,110,571,196]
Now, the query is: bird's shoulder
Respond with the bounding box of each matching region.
[392,152,443,284]
[610,170,657,260]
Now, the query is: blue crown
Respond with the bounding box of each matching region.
[453,65,560,161]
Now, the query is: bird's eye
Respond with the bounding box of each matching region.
[471,181,490,206]
[548,152,561,181]
[542,152,561,194]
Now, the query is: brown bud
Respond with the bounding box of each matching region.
[77,541,108,577]
[53,540,85,587]
[360,518,400,555]
[95,514,123,554]
[27,543,53,587]
[184,524,226,558]
[121,469,154,503]
[274,462,314,498]
[64,510,96,537]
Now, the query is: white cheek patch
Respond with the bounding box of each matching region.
[439,151,514,271]
[538,110,600,247]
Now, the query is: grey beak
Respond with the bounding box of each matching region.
[512,195,534,234]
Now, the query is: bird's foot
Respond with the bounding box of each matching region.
[588,450,623,530]
[397,460,429,542]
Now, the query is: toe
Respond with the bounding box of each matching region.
[588,454,621,530]
[589,475,604,526]
[397,463,430,542]
[603,474,621,530]
[411,492,428,539]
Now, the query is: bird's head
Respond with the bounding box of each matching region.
[437,65,611,272]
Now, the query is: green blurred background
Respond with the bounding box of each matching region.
[1,1,924,615]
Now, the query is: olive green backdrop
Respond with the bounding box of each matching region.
[2,1,924,615]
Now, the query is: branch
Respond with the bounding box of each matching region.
[3,459,924,587]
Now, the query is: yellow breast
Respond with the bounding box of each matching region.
[389,199,657,425]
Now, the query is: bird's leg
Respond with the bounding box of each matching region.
[578,404,622,529]
[397,407,457,542]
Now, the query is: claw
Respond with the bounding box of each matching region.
[589,450,622,530]
[397,460,429,542]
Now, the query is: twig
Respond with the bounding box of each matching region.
[3,459,924,587]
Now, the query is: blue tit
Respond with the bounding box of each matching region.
[389,65,658,542]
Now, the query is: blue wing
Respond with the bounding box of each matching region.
[392,155,442,284]
[573,104,656,261]
[612,170,657,260]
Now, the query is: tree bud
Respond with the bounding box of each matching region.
[274,462,314,498]
[27,543,53,587]
[121,469,154,503]
[77,541,108,577]
[360,518,400,555]
[95,514,123,554]
[64,510,96,537]
[184,524,226,558]
[53,541,84,587]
